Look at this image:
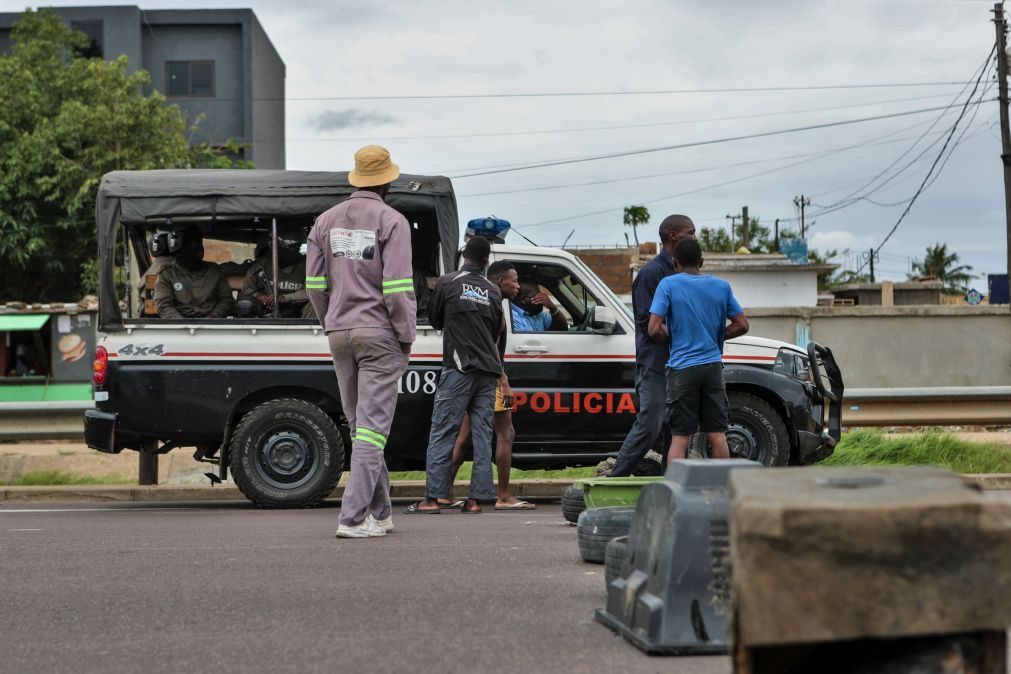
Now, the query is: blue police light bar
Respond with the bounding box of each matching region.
[466,217,511,243]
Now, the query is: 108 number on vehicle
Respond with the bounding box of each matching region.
[398,369,437,395]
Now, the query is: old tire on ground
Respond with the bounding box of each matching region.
[576,506,637,564]
[632,452,663,476]
[604,535,629,584]
[561,485,586,524]
[689,391,790,467]
[230,398,345,508]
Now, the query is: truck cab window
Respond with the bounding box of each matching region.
[508,262,602,333]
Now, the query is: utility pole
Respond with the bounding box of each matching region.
[725,213,741,251]
[864,248,878,283]
[994,3,1011,307]
[741,206,750,250]
[774,218,780,252]
[793,195,811,239]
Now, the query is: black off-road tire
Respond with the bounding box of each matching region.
[561,485,586,524]
[604,535,629,584]
[230,398,345,508]
[576,506,637,564]
[689,391,790,467]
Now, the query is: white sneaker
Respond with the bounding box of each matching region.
[335,517,386,538]
[369,514,394,533]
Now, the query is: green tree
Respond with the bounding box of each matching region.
[699,216,771,253]
[622,205,650,247]
[909,243,974,294]
[699,227,733,253]
[0,10,248,302]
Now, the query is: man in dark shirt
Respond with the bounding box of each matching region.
[407,237,503,514]
[609,214,696,476]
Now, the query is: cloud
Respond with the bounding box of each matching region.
[308,109,398,131]
[809,230,875,254]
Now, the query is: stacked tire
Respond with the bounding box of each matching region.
[604,535,629,584]
[576,506,636,564]
[561,485,586,524]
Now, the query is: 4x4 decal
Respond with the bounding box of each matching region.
[117,344,166,357]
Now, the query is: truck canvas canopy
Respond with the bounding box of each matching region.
[95,169,459,330]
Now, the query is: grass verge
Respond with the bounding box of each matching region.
[5,470,135,486]
[823,429,1011,473]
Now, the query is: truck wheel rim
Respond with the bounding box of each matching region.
[256,428,317,489]
[726,423,763,463]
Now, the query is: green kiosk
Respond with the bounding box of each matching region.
[0,308,97,403]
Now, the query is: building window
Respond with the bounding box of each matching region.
[71,20,103,59]
[166,61,215,98]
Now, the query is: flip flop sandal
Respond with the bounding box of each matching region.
[494,500,537,511]
[438,499,466,510]
[460,502,482,514]
[404,500,441,514]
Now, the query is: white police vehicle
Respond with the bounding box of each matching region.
[85,170,843,508]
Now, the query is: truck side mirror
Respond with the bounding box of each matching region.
[591,305,617,335]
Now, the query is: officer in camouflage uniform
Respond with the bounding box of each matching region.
[154,227,235,319]
[239,236,310,318]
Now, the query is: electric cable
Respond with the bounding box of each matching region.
[851,42,997,276]
[446,100,997,179]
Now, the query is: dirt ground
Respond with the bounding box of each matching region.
[2,429,1009,485]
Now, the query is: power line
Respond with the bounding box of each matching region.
[462,116,965,199]
[447,100,997,179]
[789,66,997,222]
[287,91,966,143]
[853,42,997,276]
[278,80,976,102]
[809,52,993,211]
[508,104,993,233]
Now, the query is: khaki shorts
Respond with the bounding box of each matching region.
[494,383,512,413]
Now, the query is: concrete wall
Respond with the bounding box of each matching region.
[567,248,634,294]
[710,269,819,307]
[746,305,1011,388]
[249,14,285,169]
[143,23,244,147]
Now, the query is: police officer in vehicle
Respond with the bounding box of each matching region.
[238,233,310,318]
[154,226,235,319]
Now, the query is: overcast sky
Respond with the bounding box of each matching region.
[6,0,1008,287]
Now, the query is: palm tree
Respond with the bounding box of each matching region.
[909,243,974,294]
[622,205,650,247]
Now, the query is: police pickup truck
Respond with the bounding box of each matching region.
[85,170,843,508]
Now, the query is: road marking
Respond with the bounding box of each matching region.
[0,507,197,513]
[9,528,43,531]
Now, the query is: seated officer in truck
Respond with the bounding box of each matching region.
[154,226,235,319]
[237,235,310,319]
[510,280,567,331]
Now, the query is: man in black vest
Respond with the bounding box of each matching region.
[407,237,503,514]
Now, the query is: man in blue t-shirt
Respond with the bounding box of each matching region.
[609,214,696,476]
[648,238,749,461]
[510,280,566,332]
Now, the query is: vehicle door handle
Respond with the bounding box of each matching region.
[514,344,549,353]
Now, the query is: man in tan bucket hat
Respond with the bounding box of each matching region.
[307,145,416,538]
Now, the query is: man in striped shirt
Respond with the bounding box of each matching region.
[306,145,416,539]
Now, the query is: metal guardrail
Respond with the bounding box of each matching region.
[0,388,1008,442]
[843,387,1011,427]
[0,400,94,440]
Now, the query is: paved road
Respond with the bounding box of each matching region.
[0,501,728,674]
